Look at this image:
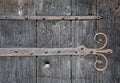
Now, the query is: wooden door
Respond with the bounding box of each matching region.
[0,0,119,83]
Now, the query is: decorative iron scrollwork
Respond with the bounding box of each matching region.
[79,33,113,71]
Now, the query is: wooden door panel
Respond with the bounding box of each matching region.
[36,0,72,83]
[0,0,35,15]
[0,0,36,83]
[0,0,119,83]
[71,20,97,83]
[0,21,37,83]
[37,21,72,83]
[71,0,97,83]
[97,0,120,83]
[35,0,71,16]
[37,56,71,83]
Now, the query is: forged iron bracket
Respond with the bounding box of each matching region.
[0,33,112,71]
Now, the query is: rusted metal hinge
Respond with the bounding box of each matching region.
[0,33,112,71]
[0,16,102,20]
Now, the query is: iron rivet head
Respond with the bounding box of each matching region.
[25,17,28,20]
[14,50,18,53]
[81,55,84,56]
[58,51,61,53]
[75,51,78,53]
[81,48,84,50]
[5,17,8,19]
[108,51,112,54]
[30,53,33,55]
[45,51,48,54]
[90,51,93,54]
[62,18,65,20]
[75,18,78,20]
[42,18,46,20]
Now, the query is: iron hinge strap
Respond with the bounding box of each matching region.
[0,33,113,71]
[0,16,102,20]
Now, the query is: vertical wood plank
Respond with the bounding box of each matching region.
[0,0,35,15]
[35,0,71,15]
[72,0,96,15]
[36,0,72,83]
[37,21,72,83]
[97,0,120,83]
[72,0,97,83]
[0,0,36,83]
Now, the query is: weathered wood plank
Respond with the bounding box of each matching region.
[37,56,71,83]
[0,0,36,83]
[72,0,96,16]
[36,0,72,81]
[36,1,72,83]
[37,20,72,83]
[0,0,35,15]
[0,21,37,83]
[37,21,60,48]
[72,21,97,83]
[0,56,36,83]
[35,0,71,15]
[97,0,120,83]
[37,0,71,83]
[0,21,36,47]
[72,0,97,83]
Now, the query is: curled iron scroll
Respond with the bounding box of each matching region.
[94,53,108,71]
[79,32,112,71]
[94,33,108,50]
[94,33,109,71]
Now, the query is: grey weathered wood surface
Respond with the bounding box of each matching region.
[0,0,36,83]
[35,0,71,16]
[97,0,120,83]
[37,21,72,83]
[0,21,37,83]
[72,0,97,83]
[0,0,119,83]
[36,0,72,83]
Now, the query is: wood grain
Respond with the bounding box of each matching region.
[97,0,120,83]
[37,20,72,83]
[35,0,71,15]
[0,20,37,83]
[72,0,96,16]
[0,0,119,83]
[71,0,97,83]
[36,0,72,83]
[0,0,36,83]
[0,0,35,15]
